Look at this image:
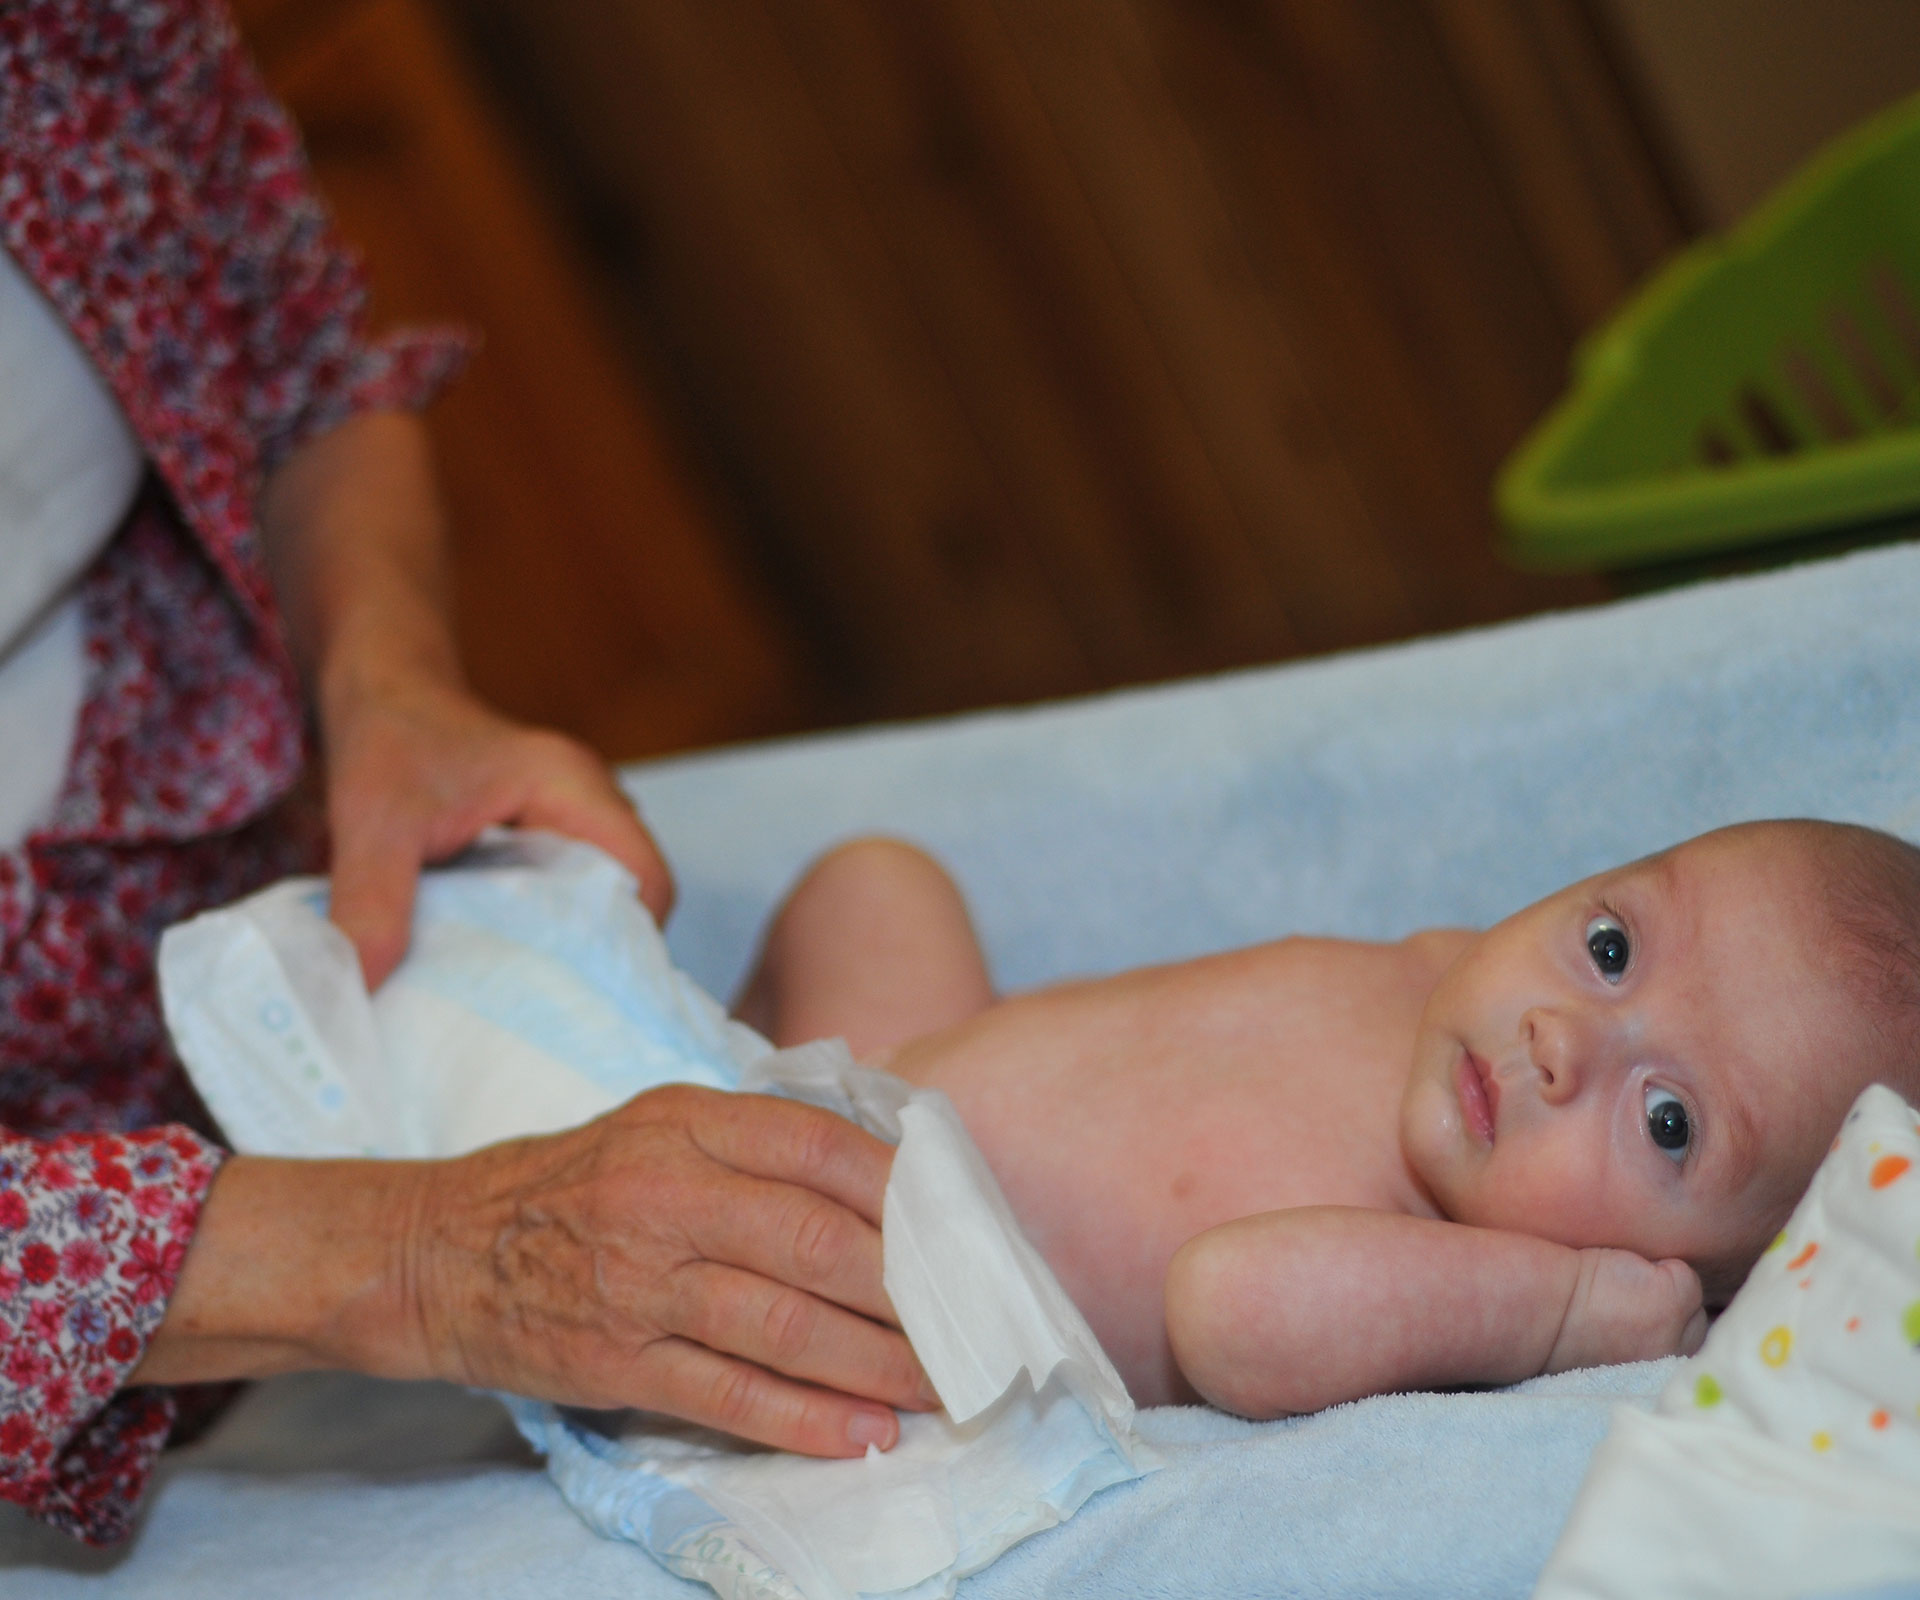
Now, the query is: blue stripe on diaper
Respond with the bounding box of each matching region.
[403,926,739,1097]
[296,875,744,1100]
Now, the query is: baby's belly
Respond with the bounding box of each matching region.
[884,972,1409,1404]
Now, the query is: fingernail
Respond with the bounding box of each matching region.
[847,1410,896,1451]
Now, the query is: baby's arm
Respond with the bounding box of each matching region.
[1165,1208,1707,1418]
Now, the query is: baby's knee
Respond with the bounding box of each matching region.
[792,836,961,915]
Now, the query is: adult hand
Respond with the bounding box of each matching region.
[257,408,673,990]
[138,1084,935,1456]
[321,669,673,988]
[415,1083,934,1453]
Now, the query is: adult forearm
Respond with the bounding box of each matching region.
[135,1086,932,1457]
[130,1153,435,1386]
[258,408,464,708]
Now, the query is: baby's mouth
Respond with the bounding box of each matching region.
[1456,1049,1498,1146]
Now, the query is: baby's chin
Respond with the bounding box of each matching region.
[1396,1057,1475,1214]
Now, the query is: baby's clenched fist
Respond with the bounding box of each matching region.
[1547,1248,1708,1372]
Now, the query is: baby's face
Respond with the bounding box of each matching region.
[1400,826,1867,1276]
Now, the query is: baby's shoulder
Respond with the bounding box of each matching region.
[1400,925,1477,975]
[1224,925,1473,985]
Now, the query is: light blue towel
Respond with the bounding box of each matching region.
[644,542,1920,1009]
[4,539,1918,1598]
[968,1360,1680,1600]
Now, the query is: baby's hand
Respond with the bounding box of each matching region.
[1546,1249,1707,1373]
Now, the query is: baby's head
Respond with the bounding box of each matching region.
[1400,819,1920,1303]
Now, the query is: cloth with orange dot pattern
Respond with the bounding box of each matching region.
[1537,1083,1920,1598]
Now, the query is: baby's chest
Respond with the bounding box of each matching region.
[912,964,1420,1237]
[1077,1056,1411,1230]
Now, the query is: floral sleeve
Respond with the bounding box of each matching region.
[172,2,471,473]
[0,0,472,1546]
[0,1124,223,1544]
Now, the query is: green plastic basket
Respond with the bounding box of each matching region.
[1497,91,1920,571]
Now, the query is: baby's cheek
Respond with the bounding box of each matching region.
[1485,1161,1635,1249]
[1433,1127,1577,1232]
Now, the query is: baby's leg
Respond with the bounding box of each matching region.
[737,838,993,1058]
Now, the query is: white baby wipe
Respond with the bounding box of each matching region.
[157,831,1156,1600]
[1535,1082,1920,1600]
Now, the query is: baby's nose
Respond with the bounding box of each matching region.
[1523,1007,1581,1102]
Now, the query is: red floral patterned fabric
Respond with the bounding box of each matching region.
[0,0,465,1543]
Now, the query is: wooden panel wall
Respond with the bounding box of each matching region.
[234,0,811,759]
[443,0,1691,721]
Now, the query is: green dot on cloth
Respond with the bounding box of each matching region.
[1905,1302,1920,1346]
[1694,1373,1723,1408]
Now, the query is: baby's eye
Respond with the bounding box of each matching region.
[1586,915,1631,982]
[1645,1087,1690,1162]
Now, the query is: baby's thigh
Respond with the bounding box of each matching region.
[737,837,993,1057]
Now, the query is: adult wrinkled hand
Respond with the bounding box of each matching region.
[408,1083,937,1456]
[321,671,674,988]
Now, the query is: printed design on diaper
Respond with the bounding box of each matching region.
[1663,1084,1920,1476]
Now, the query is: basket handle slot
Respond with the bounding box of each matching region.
[1870,263,1920,377]
[1780,344,1861,441]
[1738,384,1800,456]
[1695,422,1740,467]
[1827,305,1906,421]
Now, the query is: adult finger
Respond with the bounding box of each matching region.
[515,753,676,922]
[686,1168,896,1326]
[641,1335,904,1457]
[680,1091,897,1228]
[667,1259,934,1411]
[328,804,424,990]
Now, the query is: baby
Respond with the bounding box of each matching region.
[736,818,1920,1417]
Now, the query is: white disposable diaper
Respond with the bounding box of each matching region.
[1536,1083,1920,1600]
[157,831,1156,1600]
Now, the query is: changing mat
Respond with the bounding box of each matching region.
[4,537,1920,1597]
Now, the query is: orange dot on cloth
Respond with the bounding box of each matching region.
[1872,1154,1911,1188]
[1872,1409,1891,1430]
[1787,1242,1819,1270]
[1847,1317,1862,1332]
